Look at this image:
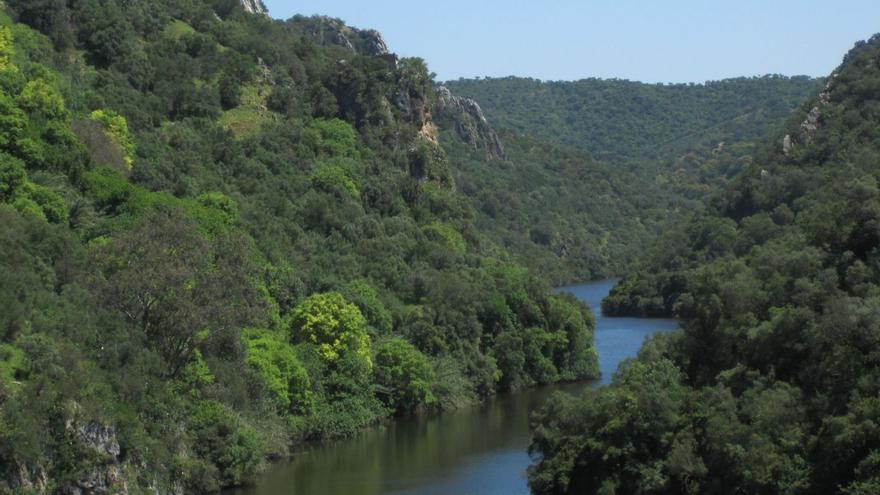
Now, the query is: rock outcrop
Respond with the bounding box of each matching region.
[60,420,129,495]
[239,0,268,16]
[290,16,392,58]
[1,411,168,495]
[434,86,507,160]
[394,85,437,144]
[783,74,836,154]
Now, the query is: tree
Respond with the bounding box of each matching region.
[93,208,263,377]
[187,400,265,490]
[290,292,372,371]
[373,338,435,414]
[243,328,312,414]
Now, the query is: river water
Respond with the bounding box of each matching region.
[232,279,678,495]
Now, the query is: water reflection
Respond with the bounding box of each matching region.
[233,279,677,495]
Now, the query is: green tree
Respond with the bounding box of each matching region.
[243,328,312,414]
[373,338,435,414]
[290,292,371,370]
[93,208,263,377]
[187,400,265,490]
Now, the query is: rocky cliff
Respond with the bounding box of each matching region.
[434,86,507,161]
[782,74,835,154]
[289,15,392,57]
[2,410,163,495]
[239,0,268,16]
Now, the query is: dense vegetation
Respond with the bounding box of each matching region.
[0,2,600,492]
[444,75,819,162]
[444,130,677,282]
[441,75,818,283]
[529,35,880,494]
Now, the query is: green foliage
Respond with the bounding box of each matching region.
[0,343,25,386]
[92,208,263,378]
[422,221,465,253]
[18,78,67,120]
[0,24,14,69]
[530,34,880,495]
[25,183,67,223]
[373,338,435,414]
[187,400,265,490]
[0,151,24,200]
[440,76,818,283]
[89,109,135,169]
[290,292,371,369]
[243,328,312,414]
[445,75,818,162]
[0,5,605,492]
[305,118,360,158]
[311,161,360,199]
[340,279,393,336]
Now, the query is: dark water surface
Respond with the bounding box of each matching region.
[232,279,677,495]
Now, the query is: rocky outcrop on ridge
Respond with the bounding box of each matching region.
[435,86,507,160]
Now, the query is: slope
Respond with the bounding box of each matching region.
[530,34,880,494]
[0,2,598,492]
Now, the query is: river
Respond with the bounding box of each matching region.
[231,279,678,495]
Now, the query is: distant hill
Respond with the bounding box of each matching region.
[437,76,819,283]
[444,75,820,161]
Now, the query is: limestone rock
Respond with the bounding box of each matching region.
[796,73,837,144]
[359,29,390,57]
[782,134,792,154]
[434,86,508,160]
[239,0,268,16]
[291,16,393,58]
[78,422,122,458]
[6,461,49,494]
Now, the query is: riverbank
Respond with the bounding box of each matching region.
[231,279,678,495]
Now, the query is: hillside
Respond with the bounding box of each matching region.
[0,2,599,492]
[443,127,678,283]
[435,76,818,283]
[444,75,820,162]
[529,34,880,494]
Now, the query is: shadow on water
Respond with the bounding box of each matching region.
[231,279,677,495]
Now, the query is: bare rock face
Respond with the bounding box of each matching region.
[239,0,268,16]
[358,29,390,57]
[291,16,393,57]
[78,422,122,458]
[6,462,49,494]
[2,418,133,495]
[782,134,793,154]
[58,420,129,495]
[394,87,437,144]
[786,74,837,153]
[434,86,507,160]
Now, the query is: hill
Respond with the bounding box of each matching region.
[0,1,599,492]
[529,34,880,494]
[436,76,819,283]
[443,75,820,162]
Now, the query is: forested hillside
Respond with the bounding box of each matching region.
[529,35,880,494]
[0,2,599,492]
[437,76,818,283]
[444,76,819,162]
[444,129,677,283]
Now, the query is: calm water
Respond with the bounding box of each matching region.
[232,279,677,495]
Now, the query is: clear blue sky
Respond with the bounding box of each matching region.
[263,0,880,83]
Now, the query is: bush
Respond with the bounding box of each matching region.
[373,338,435,414]
[187,400,265,488]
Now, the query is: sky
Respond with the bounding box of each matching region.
[262,0,880,84]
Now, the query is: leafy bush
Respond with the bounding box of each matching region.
[187,400,265,489]
[373,338,435,414]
